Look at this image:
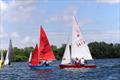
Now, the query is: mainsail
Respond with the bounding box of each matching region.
[71,16,92,60]
[4,40,13,65]
[29,44,39,66]
[39,26,55,61]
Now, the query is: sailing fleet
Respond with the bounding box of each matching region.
[0,16,96,69]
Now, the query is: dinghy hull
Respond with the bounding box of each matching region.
[59,64,96,69]
[29,65,56,69]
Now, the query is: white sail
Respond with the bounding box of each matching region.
[28,52,32,62]
[0,50,4,61]
[4,40,13,65]
[71,16,92,60]
[61,43,71,64]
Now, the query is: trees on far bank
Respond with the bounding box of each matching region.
[0,42,120,62]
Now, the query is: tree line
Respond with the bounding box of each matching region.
[0,42,120,62]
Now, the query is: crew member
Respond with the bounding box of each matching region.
[75,57,80,65]
[43,60,49,66]
[80,57,85,65]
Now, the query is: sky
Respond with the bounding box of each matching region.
[0,0,120,49]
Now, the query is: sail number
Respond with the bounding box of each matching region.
[76,39,85,47]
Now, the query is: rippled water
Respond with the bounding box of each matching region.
[0,59,120,80]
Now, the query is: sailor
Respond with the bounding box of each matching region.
[80,57,85,65]
[43,60,49,66]
[75,57,80,65]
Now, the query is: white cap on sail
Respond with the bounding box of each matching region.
[71,16,93,60]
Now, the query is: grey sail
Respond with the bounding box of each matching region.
[4,40,13,65]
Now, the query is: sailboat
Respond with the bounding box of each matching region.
[4,40,13,65]
[59,16,96,69]
[29,26,56,69]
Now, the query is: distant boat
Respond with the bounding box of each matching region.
[29,26,56,69]
[59,16,96,69]
[4,40,13,65]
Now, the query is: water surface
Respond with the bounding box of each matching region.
[0,59,120,80]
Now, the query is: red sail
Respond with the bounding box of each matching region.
[29,44,39,66]
[39,26,55,61]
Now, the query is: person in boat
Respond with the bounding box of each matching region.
[80,57,86,65]
[43,60,49,66]
[74,57,80,65]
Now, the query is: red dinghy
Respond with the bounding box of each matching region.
[29,26,56,69]
[59,16,96,69]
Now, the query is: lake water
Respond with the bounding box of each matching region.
[0,59,120,80]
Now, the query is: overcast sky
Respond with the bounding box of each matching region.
[0,0,120,49]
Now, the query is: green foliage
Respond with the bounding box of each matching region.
[0,42,120,62]
[0,46,34,62]
[12,55,28,62]
[51,45,65,60]
[88,42,120,59]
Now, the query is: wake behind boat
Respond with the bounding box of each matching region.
[59,16,96,69]
[29,26,56,69]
